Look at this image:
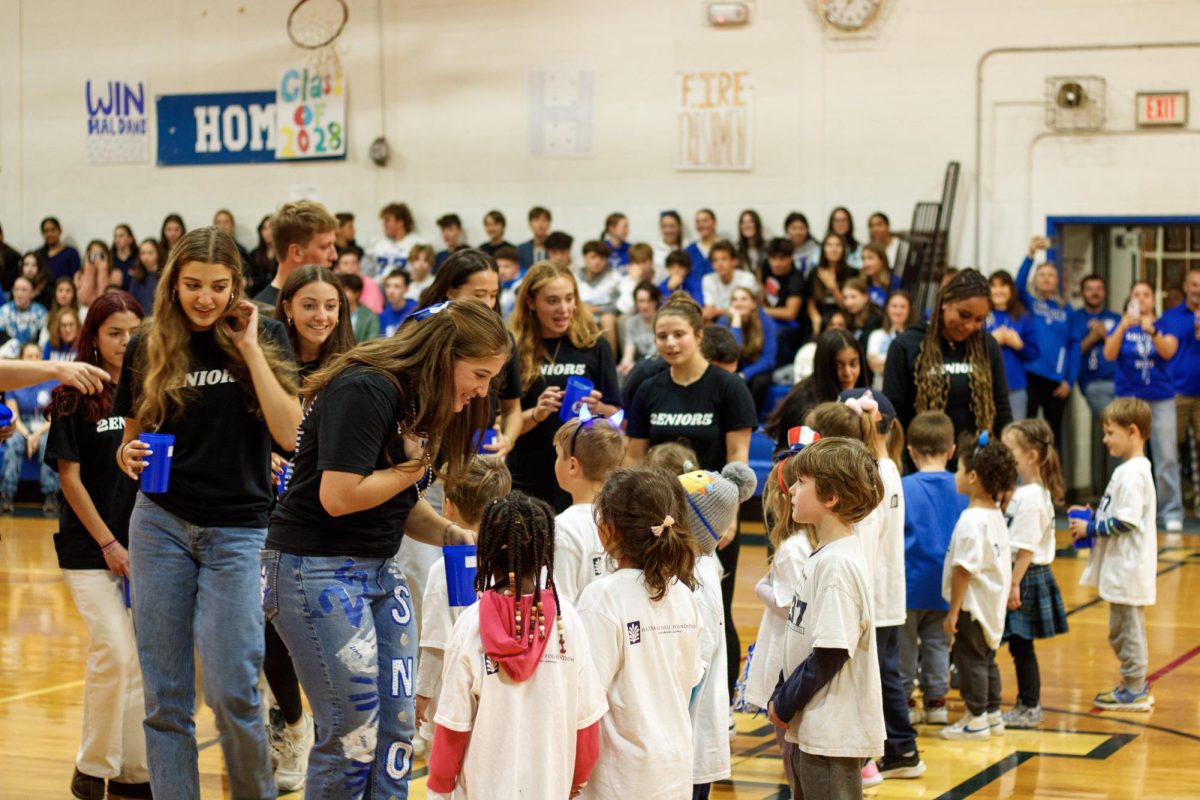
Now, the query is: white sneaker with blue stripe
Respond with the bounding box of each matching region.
[940,712,991,740]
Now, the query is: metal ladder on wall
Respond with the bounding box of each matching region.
[898,161,961,318]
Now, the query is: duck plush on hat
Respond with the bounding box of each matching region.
[678,462,758,555]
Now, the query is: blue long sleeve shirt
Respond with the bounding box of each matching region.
[985,309,1040,392]
[1016,257,1077,383]
[729,309,779,380]
[1068,306,1121,388]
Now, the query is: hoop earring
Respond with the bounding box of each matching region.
[171,289,178,304]
[286,316,294,327]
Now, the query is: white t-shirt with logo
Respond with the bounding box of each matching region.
[554,503,612,605]
[367,232,426,276]
[874,458,907,627]
[1081,456,1158,606]
[689,554,730,784]
[435,598,608,799]
[415,557,468,708]
[578,569,704,800]
[746,533,811,710]
[781,535,884,758]
[1007,483,1057,567]
[700,269,758,311]
[942,506,1012,649]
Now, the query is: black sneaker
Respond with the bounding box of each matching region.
[876,751,926,780]
[70,768,105,800]
[107,780,153,799]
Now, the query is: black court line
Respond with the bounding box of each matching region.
[1063,560,1187,618]
[1043,706,1200,744]
[933,732,1137,800]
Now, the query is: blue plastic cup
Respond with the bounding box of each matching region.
[475,428,498,454]
[443,545,478,607]
[0,405,12,427]
[123,577,131,609]
[1069,508,1093,549]
[276,463,292,496]
[559,376,595,422]
[139,432,176,494]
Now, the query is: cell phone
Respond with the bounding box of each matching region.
[1034,248,1048,266]
[1127,299,1140,317]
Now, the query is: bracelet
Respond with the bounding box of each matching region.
[100,539,120,552]
[118,441,132,465]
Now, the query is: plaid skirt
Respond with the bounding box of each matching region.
[1004,563,1069,641]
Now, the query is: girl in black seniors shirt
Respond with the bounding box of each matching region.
[263,263,355,792]
[113,227,300,800]
[264,299,504,800]
[508,261,620,511]
[624,292,757,697]
[45,291,150,800]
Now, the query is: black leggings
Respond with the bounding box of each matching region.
[264,620,305,725]
[1008,635,1041,708]
[1026,372,1067,452]
[717,525,742,697]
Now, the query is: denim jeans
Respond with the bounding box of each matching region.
[1082,379,1115,417]
[128,494,274,800]
[1083,380,1117,493]
[900,609,949,700]
[1146,397,1183,526]
[876,625,917,758]
[1,421,59,497]
[264,550,417,800]
[1009,389,1028,421]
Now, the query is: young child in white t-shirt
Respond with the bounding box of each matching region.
[1069,398,1159,711]
[941,432,1017,741]
[677,462,757,796]
[767,437,886,800]
[426,492,608,800]
[1000,419,1069,729]
[578,466,704,800]
[552,415,626,604]
[414,457,512,756]
[748,434,815,791]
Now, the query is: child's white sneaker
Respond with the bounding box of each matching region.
[940,713,990,740]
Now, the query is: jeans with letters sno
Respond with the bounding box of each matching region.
[264,551,417,800]
[128,494,274,800]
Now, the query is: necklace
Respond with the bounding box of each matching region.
[547,337,564,366]
[402,381,433,499]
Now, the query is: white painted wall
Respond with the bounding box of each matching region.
[1,0,1198,267]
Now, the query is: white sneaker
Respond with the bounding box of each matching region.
[924,703,949,725]
[988,710,1005,734]
[412,729,429,757]
[1165,519,1183,532]
[275,713,314,792]
[940,713,990,740]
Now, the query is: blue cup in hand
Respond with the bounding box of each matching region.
[1069,508,1093,549]
[0,405,13,427]
[559,377,595,422]
[475,428,498,454]
[139,432,176,494]
[443,545,478,607]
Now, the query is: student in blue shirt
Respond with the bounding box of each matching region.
[1068,274,1121,416]
[1103,280,1183,530]
[726,286,778,414]
[986,270,1040,420]
[379,269,417,336]
[660,249,703,303]
[516,206,552,271]
[601,213,630,271]
[1154,267,1200,514]
[685,209,718,282]
[1015,236,1078,449]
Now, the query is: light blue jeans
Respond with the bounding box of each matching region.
[128,494,275,800]
[1082,379,1115,417]
[0,420,59,497]
[263,551,416,800]
[1147,397,1183,526]
[1009,389,1028,421]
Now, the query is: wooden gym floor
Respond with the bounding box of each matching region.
[2,512,1198,798]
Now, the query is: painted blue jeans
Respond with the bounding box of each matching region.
[128,494,274,800]
[263,550,416,800]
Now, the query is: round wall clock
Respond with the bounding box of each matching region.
[814,0,886,33]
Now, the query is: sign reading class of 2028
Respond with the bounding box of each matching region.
[153,66,347,167]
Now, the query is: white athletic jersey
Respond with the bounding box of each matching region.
[746,533,811,710]
[874,458,907,627]
[701,270,758,311]
[942,507,1012,650]
[554,503,612,605]
[578,570,703,800]
[1082,457,1158,606]
[435,599,608,799]
[1007,483,1057,566]
[689,554,730,783]
[781,535,884,758]
[367,232,425,276]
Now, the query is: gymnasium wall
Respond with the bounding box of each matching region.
[1,0,1198,269]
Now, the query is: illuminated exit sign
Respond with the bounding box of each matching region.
[1137,92,1188,127]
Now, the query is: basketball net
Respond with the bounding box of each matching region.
[287,0,348,81]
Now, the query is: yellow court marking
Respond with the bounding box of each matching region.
[0,679,85,705]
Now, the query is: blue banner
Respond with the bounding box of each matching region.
[156,91,278,166]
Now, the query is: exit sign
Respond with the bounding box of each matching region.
[1137,92,1188,127]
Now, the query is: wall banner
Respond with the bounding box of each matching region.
[156,91,278,166]
[86,79,149,164]
[676,70,753,171]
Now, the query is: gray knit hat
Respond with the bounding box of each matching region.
[678,462,758,555]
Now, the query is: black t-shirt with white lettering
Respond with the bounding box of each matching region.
[627,364,758,471]
[762,266,806,320]
[268,366,419,558]
[45,396,138,570]
[507,336,621,511]
[112,321,296,529]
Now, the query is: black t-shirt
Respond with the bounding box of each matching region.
[112,321,296,528]
[507,336,621,510]
[770,383,821,454]
[762,267,806,320]
[45,398,138,569]
[621,355,669,410]
[268,366,418,557]
[627,364,757,471]
[253,284,280,307]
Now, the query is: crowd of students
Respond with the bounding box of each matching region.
[0,198,1184,800]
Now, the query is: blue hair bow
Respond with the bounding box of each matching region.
[977,430,989,447]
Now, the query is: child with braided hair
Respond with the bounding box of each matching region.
[883,268,1013,460]
[426,491,608,800]
[578,466,704,799]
